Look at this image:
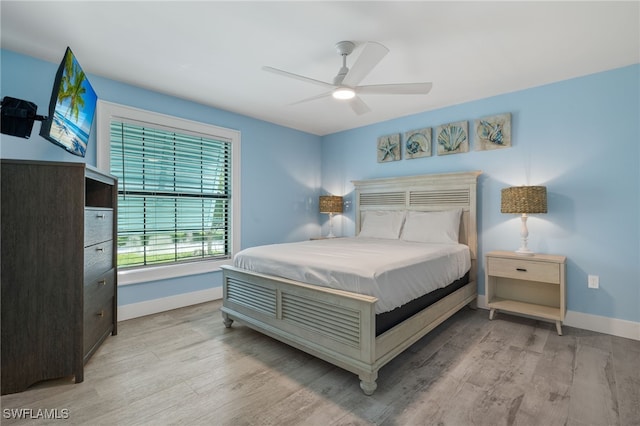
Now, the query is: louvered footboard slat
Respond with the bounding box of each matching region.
[226,277,276,316]
[282,293,361,346]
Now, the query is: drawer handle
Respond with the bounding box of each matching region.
[97,310,104,317]
[96,247,104,252]
[98,279,107,286]
[96,214,106,219]
[516,268,528,272]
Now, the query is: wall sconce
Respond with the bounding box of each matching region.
[319,195,343,238]
[501,186,547,255]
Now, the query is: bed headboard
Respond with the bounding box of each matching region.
[352,171,482,279]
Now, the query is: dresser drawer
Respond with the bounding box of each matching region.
[84,208,113,247]
[84,241,113,283]
[487,257,560,284]
[85,269,115,300]
[83,294,114,356]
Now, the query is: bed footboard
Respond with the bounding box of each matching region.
[221,171,481,395]
[221,265,381,393]
[221,265,477,395]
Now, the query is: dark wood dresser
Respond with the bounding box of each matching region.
[1,159,118,394]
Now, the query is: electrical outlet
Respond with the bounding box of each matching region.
[588,275,599,289]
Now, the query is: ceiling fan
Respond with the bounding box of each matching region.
[262,41,432,115]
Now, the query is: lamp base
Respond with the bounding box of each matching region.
[515,247,535,256]
[325,212,337,238]
[514,213,535,256]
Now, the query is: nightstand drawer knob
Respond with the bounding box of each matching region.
[516,268,527,272]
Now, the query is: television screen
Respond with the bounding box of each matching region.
[39,47,98,157]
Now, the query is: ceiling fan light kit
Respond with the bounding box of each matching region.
[263,40,432,115]
[332,87,355,100]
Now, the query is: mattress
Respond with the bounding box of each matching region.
[233,237,471,314]
[375,272,469,335]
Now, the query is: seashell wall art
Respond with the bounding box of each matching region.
[436,121,469,155]
[375,112,511,163]
[404,128,432,159]
[475,113,511,150]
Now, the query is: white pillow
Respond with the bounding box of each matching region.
[400,209,462,244]
[358,210,405,239]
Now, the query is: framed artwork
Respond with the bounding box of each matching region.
[436,121,468,155]
[404,128,432,159]
[475,113,511,151]
[377,133,401,162]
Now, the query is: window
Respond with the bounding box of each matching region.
[97,101,240,285]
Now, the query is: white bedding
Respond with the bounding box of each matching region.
[233,237,471,314]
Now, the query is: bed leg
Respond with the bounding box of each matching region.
[359,373,378,396]
[222,312,234,328]
[468,298,478,310]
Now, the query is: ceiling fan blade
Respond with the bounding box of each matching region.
[288,91,333,106]
[357,82,433,95]
[349,96,371,115]
[341,42,389,87]
[262,66,334,89]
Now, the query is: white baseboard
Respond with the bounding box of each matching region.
[118,291,639,341]
[476,295,639,341]
[118,287,223,321]
[563,310,640,341]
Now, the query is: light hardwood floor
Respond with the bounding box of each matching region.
[2,300,638,426]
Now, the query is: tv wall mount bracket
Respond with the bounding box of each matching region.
[1,96,48,139]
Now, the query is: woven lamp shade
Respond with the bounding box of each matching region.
[501,186,547,214]
[319,195,343,214]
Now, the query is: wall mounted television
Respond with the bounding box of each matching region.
[39,47,98,157]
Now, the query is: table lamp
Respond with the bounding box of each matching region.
[319,195,343,238]
[501,185,547,255]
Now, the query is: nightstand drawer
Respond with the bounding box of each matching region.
[487,257,560,284]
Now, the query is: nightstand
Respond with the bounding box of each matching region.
[485,251,566,335]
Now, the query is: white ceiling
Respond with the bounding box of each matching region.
[2,1,639,136]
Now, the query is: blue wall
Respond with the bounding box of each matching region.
[2,49,638,323]
[322,64,640,323]
[1,49,322,306]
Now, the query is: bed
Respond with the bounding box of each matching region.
[221,171,481,395]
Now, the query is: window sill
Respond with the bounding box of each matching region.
[117,258,232,286]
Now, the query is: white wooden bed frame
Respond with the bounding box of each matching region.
[221,171,481,395]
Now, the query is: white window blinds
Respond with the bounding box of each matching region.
[110,120,232,268]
